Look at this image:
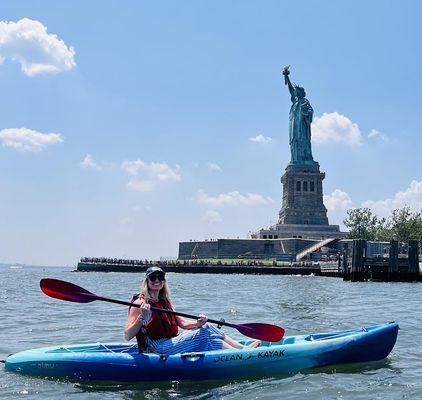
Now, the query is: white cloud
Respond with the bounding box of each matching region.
[122,159,181,192]
[363,180,422,217]
[126,179,156,193]
[198,189,273,208]
[312,112,362,146]
[324,189,353,212]
[0,127,63,152]
[249,134,273,143]
[207,162,223,172]
[323,189,353,227]
[201,210,223,224]
[80,154,102,171]
[122,160,181,181]
[368,129,387,141]
[0,18,76,76]
[321,182,422,225]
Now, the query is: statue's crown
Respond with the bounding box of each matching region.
[293,84,306,96]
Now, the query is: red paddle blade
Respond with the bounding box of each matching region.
[40,278,98,303]
[235,323,285,342]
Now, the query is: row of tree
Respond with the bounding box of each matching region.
[343,207,422,242]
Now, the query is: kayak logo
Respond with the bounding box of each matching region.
[257,350,285,358]
[36,362,56,369]
[213,353,252,363]
[213,349,286,363]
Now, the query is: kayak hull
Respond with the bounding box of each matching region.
[5,323,398,382]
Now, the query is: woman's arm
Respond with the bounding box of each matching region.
[124,298,150,341]
[176,314,208,330]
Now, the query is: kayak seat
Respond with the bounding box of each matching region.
[281,337,296,345]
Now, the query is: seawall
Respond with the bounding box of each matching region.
[77,262,330,276]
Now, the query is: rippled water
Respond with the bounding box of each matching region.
[1,265,421,399]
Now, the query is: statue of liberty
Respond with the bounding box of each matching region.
[282,66,316,165]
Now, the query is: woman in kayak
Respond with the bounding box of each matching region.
[125,266,260,354]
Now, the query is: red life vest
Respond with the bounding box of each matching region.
[130,294,179,340]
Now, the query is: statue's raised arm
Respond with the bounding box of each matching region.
[282,65,295,99]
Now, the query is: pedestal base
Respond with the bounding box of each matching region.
[257,223,347,240]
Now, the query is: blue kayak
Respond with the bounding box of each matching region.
[5,323,398,382]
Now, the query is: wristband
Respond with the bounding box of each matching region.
[137,314,147,324]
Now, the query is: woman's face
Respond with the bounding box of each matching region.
[147,273,165,291]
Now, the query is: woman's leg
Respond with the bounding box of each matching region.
[222,334,244,349]
[222,341,239,349]
[222,334,261,349]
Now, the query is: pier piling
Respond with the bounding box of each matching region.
[351,239,366,282]
[408,240,420,279]
[388,240,399,281]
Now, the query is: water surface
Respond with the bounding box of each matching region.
[1,265,421,399]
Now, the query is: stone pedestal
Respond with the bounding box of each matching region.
[279,163,328,225]
[257,163,347,240]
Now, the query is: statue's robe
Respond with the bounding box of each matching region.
[289,96,315,164]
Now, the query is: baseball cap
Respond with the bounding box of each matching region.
[145,266,165,277]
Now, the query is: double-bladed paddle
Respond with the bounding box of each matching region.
[40,278,285,342]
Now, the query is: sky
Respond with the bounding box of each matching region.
[0,1,421,266]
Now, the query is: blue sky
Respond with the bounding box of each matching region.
[0,1,421,265]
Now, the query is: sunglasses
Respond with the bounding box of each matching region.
[148,274,165,282]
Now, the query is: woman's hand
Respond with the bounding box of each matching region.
[139,301,151,320]
[196,313,208,328]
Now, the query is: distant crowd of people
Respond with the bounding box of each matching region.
[185,259,270,266]
[80,257,154,266]
[79,257,277,267]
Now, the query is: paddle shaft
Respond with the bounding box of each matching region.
[96,296,237,328]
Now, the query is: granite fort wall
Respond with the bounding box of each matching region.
[178,241,219,259]
[178,238,321,260]
[217,239,282,258]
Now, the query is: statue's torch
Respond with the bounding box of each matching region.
[282,65,290,84]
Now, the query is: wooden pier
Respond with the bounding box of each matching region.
[341,239,421,282]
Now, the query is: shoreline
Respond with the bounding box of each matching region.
[76,261,341,277]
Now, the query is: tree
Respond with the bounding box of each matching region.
[343,208,383,240]
[387,207,422,242]
[343,206,422,242]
